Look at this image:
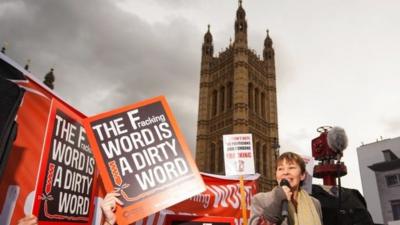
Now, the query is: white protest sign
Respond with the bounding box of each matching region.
[301,155,315,193]
[223,134,255,176]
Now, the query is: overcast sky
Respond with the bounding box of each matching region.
[2,0,400,193]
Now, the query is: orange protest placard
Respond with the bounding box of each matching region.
[83,96,205,225]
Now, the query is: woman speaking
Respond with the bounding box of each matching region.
[249,152,323,225]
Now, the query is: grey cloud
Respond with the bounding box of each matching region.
[0,0,203,151]
[151,0,201,9]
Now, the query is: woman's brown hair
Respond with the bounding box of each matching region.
[276,151,306,174]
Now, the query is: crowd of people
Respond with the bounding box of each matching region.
[17,152,324,225]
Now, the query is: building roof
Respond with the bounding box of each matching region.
[368,158,400,171]
[358,136,400,149]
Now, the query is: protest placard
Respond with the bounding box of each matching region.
[32,99,97,225]
[223,134,255,176]
[83,96,205,225]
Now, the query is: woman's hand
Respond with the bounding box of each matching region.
[101,192,124,225]
[17,215,38,225]
[281,185,293,201]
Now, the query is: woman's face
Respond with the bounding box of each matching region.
[276,159,305,190]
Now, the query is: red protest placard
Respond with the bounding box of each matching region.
[83,96,205,225]
[32,99,98,225]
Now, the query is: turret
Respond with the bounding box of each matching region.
[43,68,55,89]
[24,59,31,71]
[234,0,247,46]
[263,30,274,60]
[202,24,214,60]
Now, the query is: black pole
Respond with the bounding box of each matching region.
[336,161,342,224]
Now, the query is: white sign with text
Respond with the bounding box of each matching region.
[223,134,255,176]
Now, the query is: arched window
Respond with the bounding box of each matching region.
[262,144,267,175]
[255,88,259,114]
[256,142,261,173]
[218,140,224,173]
[248,83,253,110]
[227,82,233,109]
[210,143,216,172]
[212,90,218,116]
[261,92,266,118]
[220,86,225,113]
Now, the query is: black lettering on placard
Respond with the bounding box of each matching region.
[38,110,95,222]
[91,101,193,205]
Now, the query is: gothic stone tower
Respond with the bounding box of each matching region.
[195,1,279,191]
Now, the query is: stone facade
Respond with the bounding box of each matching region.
[195,1,279,192]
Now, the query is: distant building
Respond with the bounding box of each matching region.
[195,1,279,191]
[357,137,400,225]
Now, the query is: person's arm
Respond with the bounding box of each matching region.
[249,194,275,225]
[101,192,124,225]
[262,186,288,223]
[249,187,287,225]
[17,215,38,225]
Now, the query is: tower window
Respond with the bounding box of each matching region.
[261,92,266,118]
[218,140,224,173]
[227,82,233,109]
[212,90,218,116]
[220,86,225,113]
[210,143,216,172]
[256,142,261,173]
[255,88,259,114]
[262,144,267,176]
[248,83,253,110]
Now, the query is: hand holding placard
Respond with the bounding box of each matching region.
[101,192,124,225]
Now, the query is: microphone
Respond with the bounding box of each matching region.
[327,126,348,160]
[279,179,291,218]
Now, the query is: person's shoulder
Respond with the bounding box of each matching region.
[253,191,273,199]
[310,195,321,206]
[252,191,275,205]
[310,195,323,218]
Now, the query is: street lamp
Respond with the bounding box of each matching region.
[272,137,280,160]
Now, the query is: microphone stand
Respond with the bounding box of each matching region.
[336,154,343,224]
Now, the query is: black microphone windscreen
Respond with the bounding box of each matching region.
[279,179,291,188]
